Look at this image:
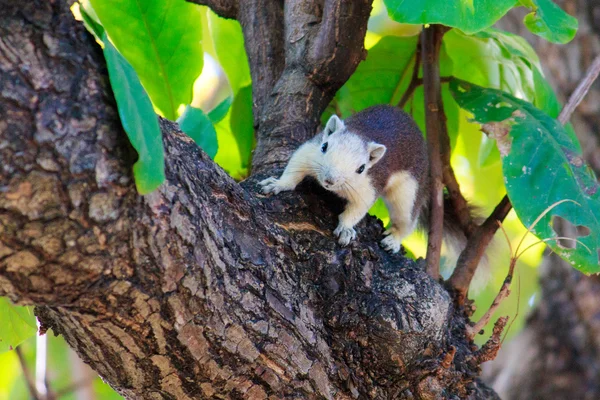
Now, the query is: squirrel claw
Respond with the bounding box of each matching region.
[380,235,401,253]
[259,177,282,195]
[334,225,356,246]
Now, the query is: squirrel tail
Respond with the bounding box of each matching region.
[419,197,491,293]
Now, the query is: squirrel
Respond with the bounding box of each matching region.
[259,105,469,256]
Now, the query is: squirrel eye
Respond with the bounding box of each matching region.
[321,142,328,153]
[356,164,365,174]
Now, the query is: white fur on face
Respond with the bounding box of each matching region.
[317,130,372,200]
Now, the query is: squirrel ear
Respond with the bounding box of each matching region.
[367,142,386,165]
[323,115,344,136]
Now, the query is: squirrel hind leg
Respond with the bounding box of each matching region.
[380,172,420,253]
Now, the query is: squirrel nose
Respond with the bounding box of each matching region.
[324,178,334,186]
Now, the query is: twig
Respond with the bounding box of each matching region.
[471,316,509,363]
[558,54,600,124]
[466,256,516,339]
[16,347,41,400]
[448,195,512,304]
[398,42,421,109]
[422,25,448,280]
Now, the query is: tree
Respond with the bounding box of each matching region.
[1,0,597,399]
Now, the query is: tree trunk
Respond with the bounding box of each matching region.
[486,1,600,398]
[0,1,498,398]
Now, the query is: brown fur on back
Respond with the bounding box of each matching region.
[344,105,429,198]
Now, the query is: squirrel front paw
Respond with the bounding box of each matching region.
[380,233,402,253]
[259,177,289,195]
[334,224,356,246]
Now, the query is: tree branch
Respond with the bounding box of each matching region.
[398,42,421,109]
[558,54,600,125]
[16,347,41,400]
[186,0,238,19]
[250,0,372,173]
[422,25,447,280]
[448,195,512,303]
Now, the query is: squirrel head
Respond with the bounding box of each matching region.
[316,115,386,194]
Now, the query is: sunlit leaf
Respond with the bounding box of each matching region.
[383,0,516,34]
[103,34,165,194]
[451,79,600,273]
[0,299,36,353]
[208,10,251,95]
[178,106,219,159]
[522,0,578,44]
[230,85,254,169]
[208,96,233,124]
[336,35,418,116]
[90,0,204,120]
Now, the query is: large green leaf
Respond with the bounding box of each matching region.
[104,34,165,194]
[444,29,539,105]
[0,299,36,353]
[230,85,255,169]
[521,0,578,44]
[336,35,418,116]
[177,106,219,159]
[450,79,600,273]
[90,0,204,120]
[443,28,572,165]
[208,10,251,96]
[383,0,516,34]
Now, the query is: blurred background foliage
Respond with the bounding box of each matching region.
[2,0,588,397]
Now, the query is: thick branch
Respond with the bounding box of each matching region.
[422,25,446,280]
[250,0,372,173]
[186,0,238,19]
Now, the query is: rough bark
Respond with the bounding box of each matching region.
[485,1,600,398]
[0,1,498,399]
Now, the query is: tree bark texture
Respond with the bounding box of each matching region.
[485,1,600,399]
[0,1,498,399]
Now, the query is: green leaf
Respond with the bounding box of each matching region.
[444,28,569,164]
[89,0,204,120]
[522,0,578,44]
[178,106,219,159]
[208,10,251,95]
[336,35,419,115]
[77,0,105,41]
[103,34,165,194]
[0,299,36,353]
[208,96,233,124]
[444,29,540,104]
[230,85,255,168]
[450,79,600,273]
[383,0,516,34]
